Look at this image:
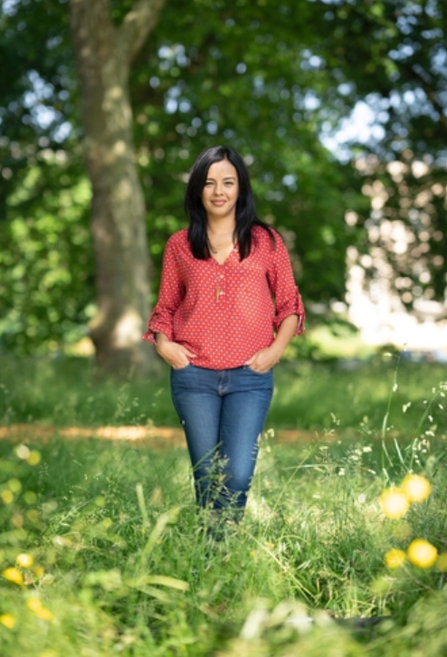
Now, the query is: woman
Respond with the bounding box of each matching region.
[143,145,305,520]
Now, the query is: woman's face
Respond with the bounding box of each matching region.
[201,158,239,222]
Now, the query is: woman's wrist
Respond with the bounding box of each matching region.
[268,342,284,361]
[271,315,298,358]
[155,333,170,354]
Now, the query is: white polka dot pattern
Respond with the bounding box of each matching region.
[142,226,305,370]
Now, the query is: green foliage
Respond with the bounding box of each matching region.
[317,1,447,158]
[1,0,446,352]
[0,159,93,353]
[0,0,87,353]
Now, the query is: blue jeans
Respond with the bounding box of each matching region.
[170,364,274,510]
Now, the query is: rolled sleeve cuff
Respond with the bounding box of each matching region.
[274,288,306,335]
[142,313,174,345]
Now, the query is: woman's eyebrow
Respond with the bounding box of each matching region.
[205,175,237,181]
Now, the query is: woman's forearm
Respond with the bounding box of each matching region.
[271,314,298,358]
[155,332,169,347]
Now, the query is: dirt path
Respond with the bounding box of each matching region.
[0,424,320,449]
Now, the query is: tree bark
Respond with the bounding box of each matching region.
[68,0,165,377]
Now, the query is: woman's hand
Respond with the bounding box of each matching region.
[246,315,298,373]
[155,334,196,369]
[245,345,281,374]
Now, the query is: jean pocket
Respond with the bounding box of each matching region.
[172,363,192,372]
[245,365,271,376]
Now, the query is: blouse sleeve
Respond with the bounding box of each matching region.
[142,237,185,344]
[266,233,305,335]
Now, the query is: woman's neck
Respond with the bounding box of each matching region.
[206,215,236,237]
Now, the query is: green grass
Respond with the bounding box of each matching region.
[1,354,446,438]
[1,355,447,655]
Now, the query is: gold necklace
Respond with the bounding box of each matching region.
[209,243,234,255]
[213,260,224,303]
[207,230,235,253]
[211,243,238,302]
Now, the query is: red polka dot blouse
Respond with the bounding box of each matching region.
[142,226,305,370]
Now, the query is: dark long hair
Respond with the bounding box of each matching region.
[184,145,275,260]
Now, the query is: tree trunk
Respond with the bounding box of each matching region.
[68,0,165,377]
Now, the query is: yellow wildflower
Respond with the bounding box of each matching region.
[1,490,14,504]
[401,474,431,503]
[407,539,438,568]
[2,567,24,586]
[0,613,16,629]
[384,548,406,569]
[35,607,54,622]
[16,553,34,569]
[380,487,410,519]
[15,444,30,460]
[33,565,45,579]
[26,598,54,622]
[27,598,43,612]
[27,451,41,466]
